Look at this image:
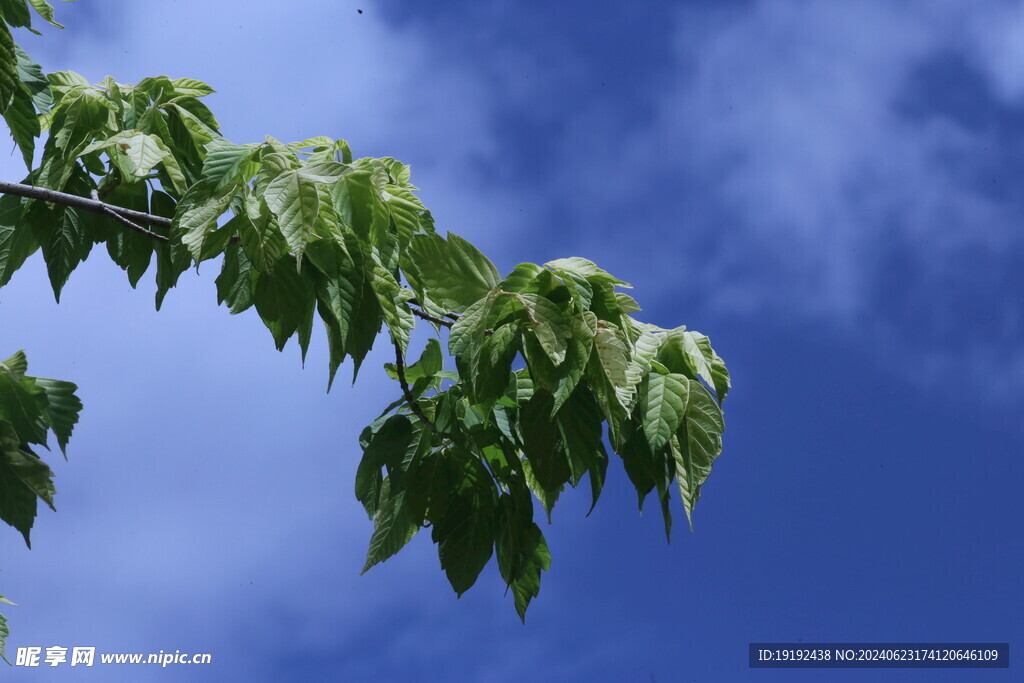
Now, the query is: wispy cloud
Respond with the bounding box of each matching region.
[536,1,1024,402]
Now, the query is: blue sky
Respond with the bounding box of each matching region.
[1,1,1021,681]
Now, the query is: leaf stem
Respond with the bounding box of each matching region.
[392,338,449,439]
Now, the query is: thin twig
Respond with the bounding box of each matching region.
[409,306,453,328]
[0,180,172,233]
[90,190,169,242]
[393,339,448,438]
[409,297,460,321]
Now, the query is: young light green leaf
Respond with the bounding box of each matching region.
[592,321,632,408]
[0,351,27,379]
[235,185,286,271]
[172,180,238,260]
[544,256,631,288]
[671,380,725,528]
[202,138,258,189]
[515,293,571,366]
[368,263,415,352]
[640,371,690,453]
[264,168,320,261]
[448,290,497,362]
[28,0,62,27]
[410,232,500,312]
[170,77,215,98]
[297,161,349,184]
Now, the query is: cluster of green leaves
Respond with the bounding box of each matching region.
[0,350,82,662]
[0,0,731,625]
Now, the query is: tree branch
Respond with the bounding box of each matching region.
[408,306,453,328]
[409,298,460,321]
[393,339,448,438]
[0,180,173,237]
[88,190,169,242]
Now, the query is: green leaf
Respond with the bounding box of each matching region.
[520,456,561,522]
[82,131,182,186]
[519,390,571,494]
[0,23,17,114]
[368,262,415,352]
[447,289,497,363]
[46,69,89,95]
[202,138,258,189]
[0,451,39,547]
[545,256,631,288]
[235,185,285,272]
[556,387,608,512]
[658,327,721,393]
[432,451,498,596]
[405,448,456,526]
[496,505,550,621]
[640,371,690,453]
[0,0,31,28]
[166,102,217,148]
[470,322,518,406]
[0,373,48,444]
[671,380,725,528]
[172,179,238,260]
[14,44,52,112]
[101,181,154,288]
[264,168,320,262]
[397,338,442,383]
[361,490,419,573]
[297,161,349,184]
[0,351,27,378]
[0,193,38,287]
[27,0,62,27]
[253,254,316,354]
[150,190,192,310]
[410,232,500,312]
[33,205,91,302]
[0,605,10,665]
[548,312,596,414]
[4,447,55,511]
[31,376,81,457]
[215,241,255,314]
[499,262,543,292]
[49,87,114,157]
[514,293,572,366]
[3,86,39,168]
[355,415,412,518]
[383,184,427,245]
[307,236,362,388]
[592,320,632,409]
[170,77,215,98]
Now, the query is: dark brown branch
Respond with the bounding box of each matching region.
[89,190,169,242]
[393,339,448,438]
[0,180,173,235]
